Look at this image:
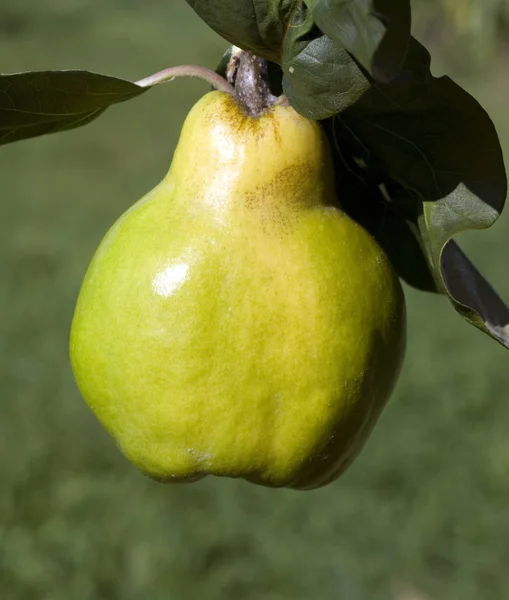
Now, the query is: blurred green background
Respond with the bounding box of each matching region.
[1,2,508,599]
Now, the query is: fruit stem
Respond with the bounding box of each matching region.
[135,65,235,94]
[229,50,280,117]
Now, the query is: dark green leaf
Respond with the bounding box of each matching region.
[0,70,146,146]
[190,0,410,119]
[441,241,509,348]
[281,3,370,119]
[328,37,508,347]
[310,0,411,82]
[186,0,297,63]
[322,117,437,292]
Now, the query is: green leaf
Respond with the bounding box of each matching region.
[281,3,370,119]
[190,0,410,118]
[186,0,297,63]
[441,241,509,348]
[328,37,509,348]
[310,0,411,82]
[322,117,437,292]
[0,71,146,146]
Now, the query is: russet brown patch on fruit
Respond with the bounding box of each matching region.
[211,94,284,143]
[243,162,316,211]
[240,162,318,236]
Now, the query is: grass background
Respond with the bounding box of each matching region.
[1,2,509,599]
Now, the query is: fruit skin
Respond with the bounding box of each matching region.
[70,91,406,490]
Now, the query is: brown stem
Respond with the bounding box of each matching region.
[231,51,279,117]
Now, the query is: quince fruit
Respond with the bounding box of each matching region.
[70,91,406,490]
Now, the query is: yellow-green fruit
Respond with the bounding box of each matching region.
[70,91,406,490]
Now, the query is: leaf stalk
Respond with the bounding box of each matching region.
[135,65,234,94]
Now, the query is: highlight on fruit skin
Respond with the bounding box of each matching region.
[70,86,406,491]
